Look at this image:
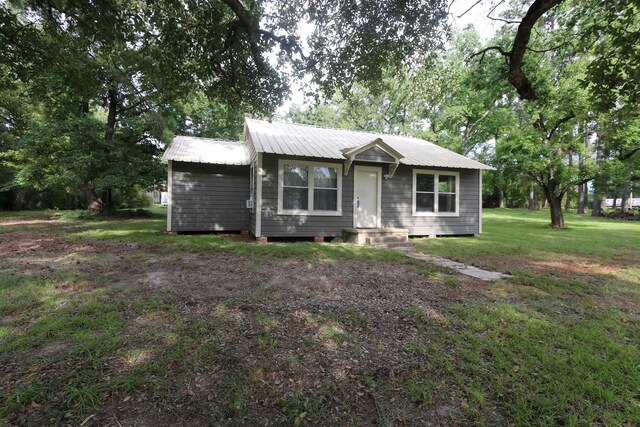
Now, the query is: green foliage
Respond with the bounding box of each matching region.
[427,27,513,155]
[173,92,245,140]
[571,0,640,112]
[282,26,511,157]
[1,0,453,211]
[2,107,165,205]
[0,2,168,209]
[494,1,639,214]
[277,0,450,98]
[283,66,436,137]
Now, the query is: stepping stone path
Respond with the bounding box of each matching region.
[390,244,509,282]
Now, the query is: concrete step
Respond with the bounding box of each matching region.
[366,235,409,245]
[343,228,409,245]
[357,230,406,237]
[372,242,414,249]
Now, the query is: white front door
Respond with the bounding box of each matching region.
[354,166,381,228]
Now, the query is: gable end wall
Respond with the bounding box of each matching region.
[354,146,396,163]
[170,161,250,232]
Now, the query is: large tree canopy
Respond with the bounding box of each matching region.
[1,0,451,114]
[462,0,639,225]
[0,0,451,210]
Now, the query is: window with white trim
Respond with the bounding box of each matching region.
[278,160,342,215]
[413,170,459,216]
[438,174,457,213]
[282,164,309,210]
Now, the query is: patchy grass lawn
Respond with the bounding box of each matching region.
[0,208,638,426]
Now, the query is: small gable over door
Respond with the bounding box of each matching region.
[354,145,397,163]
[343,138,404,178]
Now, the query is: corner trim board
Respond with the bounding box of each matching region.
[167,160,172,232]
[256,152,263,237]
[479,169,483,234]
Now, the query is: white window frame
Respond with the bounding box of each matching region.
[277,159,342,216]
[412,169,460,217]
[167,160,172,231]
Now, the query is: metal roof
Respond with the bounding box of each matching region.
[162,136,248,165]
[245,118,492,170]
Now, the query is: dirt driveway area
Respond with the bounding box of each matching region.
[1,218,493,426]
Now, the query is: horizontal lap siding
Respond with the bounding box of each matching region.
[171,161,250,232]
[259,154,480,237]
[382,166,480,235]
[247,136,258,235]
[260,154,353,237]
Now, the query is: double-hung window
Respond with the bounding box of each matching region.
[282,164,309,210]
[279,160,342,215]
[313,166,338,211]
[412,170,459,216]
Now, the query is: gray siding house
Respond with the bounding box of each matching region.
[162,119,492,242]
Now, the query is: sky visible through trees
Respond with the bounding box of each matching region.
[278,1,508,111]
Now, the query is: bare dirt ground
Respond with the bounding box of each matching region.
[0,221,495,426]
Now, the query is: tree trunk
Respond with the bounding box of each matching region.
[105,87,118,142]
[577,121,588,215]
[86,184,103,211]
[565,148,573,211]
[549,196,565,228]
[584,186,589,210]
[611,186,618,209]
[506,0,564,100]
[499,189,506,208]
[577,182,586,214]
[80,99,100,210]
[81,99,89,115]
[592,193,606,216]
[98,85,118,213]
[621,176,632,213]
[541,182,565,228]
[529,186,537,210]
[592,130,607,217]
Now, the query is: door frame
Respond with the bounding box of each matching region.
[353,165,382,228]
